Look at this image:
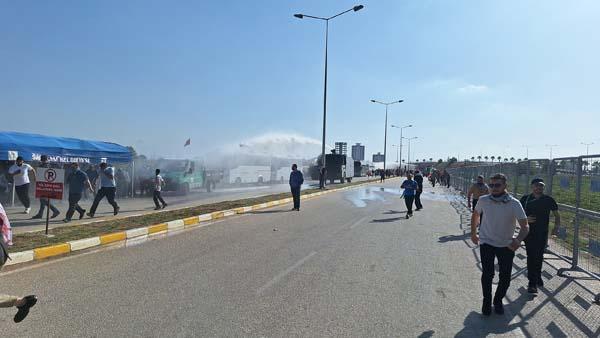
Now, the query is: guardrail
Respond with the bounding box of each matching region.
[446,155,600,303]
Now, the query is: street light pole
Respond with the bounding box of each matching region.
[405,136,418,166]
[371,99,404,172]
[391,124,412,171]
[294,5,364,172]
[545,144,558,159]
[581,142,594,156]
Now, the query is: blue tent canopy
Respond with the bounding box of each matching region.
[0,131,132,164]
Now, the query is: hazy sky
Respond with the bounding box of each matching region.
[2,0,599,162]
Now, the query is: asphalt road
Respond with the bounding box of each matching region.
[1,180,598,336]
[6,178,367,234]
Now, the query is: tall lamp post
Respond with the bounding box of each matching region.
[391,124,412,171]
[404,136,418,166]
[581,142,594,156]
[545,144,558,159]
[370,99,404,172]
[294,5,364,171]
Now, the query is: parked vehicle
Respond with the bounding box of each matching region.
[229,166,271,184]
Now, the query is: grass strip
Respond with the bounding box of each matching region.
[8,179,381,253]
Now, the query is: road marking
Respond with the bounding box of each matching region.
[349,215,370,229]
[257,251,317,295]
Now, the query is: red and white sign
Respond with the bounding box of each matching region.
[35,168,65,200]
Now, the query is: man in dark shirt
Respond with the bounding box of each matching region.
[63,162,94,223]
[414,170,424,211]
[520,178,561,294]
[289,164,304,211]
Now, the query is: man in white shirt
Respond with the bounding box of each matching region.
[471,173,529,316]
[153,169,167,210]
[8,156,36,214]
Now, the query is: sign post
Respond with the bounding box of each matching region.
[8,151,18,206]
[35,168,64,235]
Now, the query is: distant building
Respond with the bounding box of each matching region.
[373,152,385,163]
[335,142,347,156]
[351,143,365,161]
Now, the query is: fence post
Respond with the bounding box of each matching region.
[547,159,554,196]
[525,160,531,196]
[572,157,583,269]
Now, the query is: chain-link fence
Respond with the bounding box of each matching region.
[447,156,600,303]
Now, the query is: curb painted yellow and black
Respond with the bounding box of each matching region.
[5,179,392,267]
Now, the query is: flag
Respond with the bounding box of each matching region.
[184,138,191,147]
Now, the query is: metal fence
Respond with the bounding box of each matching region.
[447,156,600,303]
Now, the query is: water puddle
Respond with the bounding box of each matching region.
[345,186,463,207]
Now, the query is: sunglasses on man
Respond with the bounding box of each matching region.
[488,183,504,188]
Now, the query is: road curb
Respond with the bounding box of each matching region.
[4,178,390,266]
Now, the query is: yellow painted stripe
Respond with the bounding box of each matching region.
[99,232,127,245]
[148,223,168,234]
[34,243,71,260]
[233,207,246,214]
[211,211,224,219]
[184,216,199,226]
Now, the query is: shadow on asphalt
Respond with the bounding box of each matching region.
[371,217,406,223]
[438,233,470,243]
[248,210,292,214]
[382,210,407,215]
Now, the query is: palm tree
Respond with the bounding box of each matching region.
[429,158,433,162]
[497,155,502,163]
[517,158,522,162]
[416,159,420,163]
[471,156,475,161]
[477,155,482,162]
[422,159,426,163]
[523,157,528,161]
[491,156,495,162]
[510,157,515,162]
[484,156,489,162]
[504,158,508,162]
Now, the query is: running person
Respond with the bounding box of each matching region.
[414,170,424,211]
[520,178,561,294]
[87,162,120,218]
[63,162,94,223]
[471,173,529,316]
[8,157,36,214]
[32,155,60,219]
[401,172,418,219]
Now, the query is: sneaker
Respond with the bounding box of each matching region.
[162,203,167,209]
[30,214,43,220]
[51,211,60,219]
[482,299,492,316]
[79,209,86,220]
[63,219,71,223]
[537,279,544,287]
[527,285,538,294]
[113,206,120,216]
[14,295,37,323]
[87,212,94,218]
[405,214,410,219]
[24,207,31,214]
[154,207,162,210]
[494,302,504,315]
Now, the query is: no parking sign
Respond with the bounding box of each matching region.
[35,168,65,200]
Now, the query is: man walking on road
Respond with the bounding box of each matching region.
[153,169,167,210]
[471,173,529,316]
[289,164,304,211]
[1,207,37,323]
[380,169,385,183]
[467,175,489,211]
[319,167,326,189]
[32,155,60,220]
[63,162,94,223]
[401,172,418,219]
[87,162,119,218]
[414,170,424,211]
[520,178,561,294]
[8,156,35,214]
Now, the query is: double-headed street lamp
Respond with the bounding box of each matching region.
[391,124,412,170]
[370,99,404,171]
[581,142,594,156]
[404,136,418,165]
[294,5,364,170]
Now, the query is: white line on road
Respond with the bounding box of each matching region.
[349,215,371,229]
[257,251,317,295]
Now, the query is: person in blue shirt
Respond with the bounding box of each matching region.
[289,164,304,211]
[63,162,94,223]
[87,162,120,218]
[401,172,418,218]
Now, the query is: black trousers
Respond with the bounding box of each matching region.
[65,193,85,220]
[472,198,478,211]
[404,195,415,215]
[480,243,515,304]
[291,186,301,210]
[525,232,547,286]
[153,190,166,208]
[89,187,119,215]
[319,175,325,189]
[415,190,423,209]
[15,183,30,208]
[35,197,59,216]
